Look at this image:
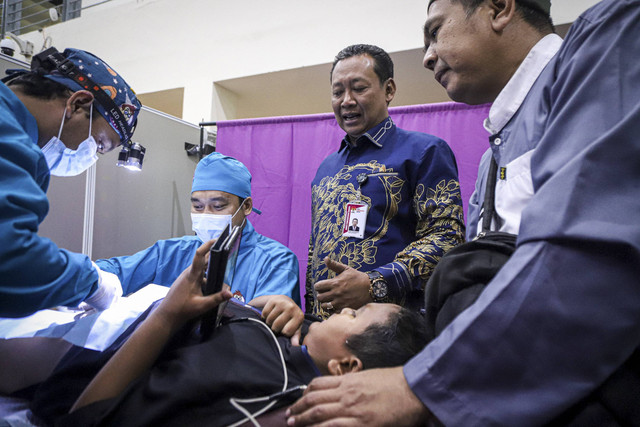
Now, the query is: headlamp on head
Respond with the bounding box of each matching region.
[28,47,146,171]
[30,47,141,146]
[116,141,146,172]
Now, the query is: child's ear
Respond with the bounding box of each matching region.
[327,356,363,375]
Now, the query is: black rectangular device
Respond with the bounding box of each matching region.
[200,224,242,340]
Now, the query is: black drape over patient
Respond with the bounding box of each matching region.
[31,301,319,427]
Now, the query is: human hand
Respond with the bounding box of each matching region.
[155,240,232,331]
[314,257,371,312]
[286,367,434,426]
[85,263,124,311]
[259,295,304,336]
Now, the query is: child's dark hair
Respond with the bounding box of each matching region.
[345,306,429,369]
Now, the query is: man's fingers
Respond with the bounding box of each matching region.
[287,403,353,427]
[305,374,342,392]
[280,319,298,337]
[264,304,283,326]
[313,278,333,296]
[288,376,342,413]
[261,300,275,320]
[324,256,348,274]
[267,309,302,336]
[280,312,304,336]
[269,313,287,334]
[286,378,346,426]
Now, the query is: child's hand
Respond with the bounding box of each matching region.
[251,295,304,336]
[156,240,232,330]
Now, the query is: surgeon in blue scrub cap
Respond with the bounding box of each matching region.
[0,46,141,317]
[190,152,262,242]
[96,152,301,306]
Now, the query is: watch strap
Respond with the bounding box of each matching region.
[367,270,388,302]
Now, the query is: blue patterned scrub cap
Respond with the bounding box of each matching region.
[32,47,141,145]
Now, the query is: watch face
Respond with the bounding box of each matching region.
[372,281,387,299]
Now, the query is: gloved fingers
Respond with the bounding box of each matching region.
[84,263,124,311]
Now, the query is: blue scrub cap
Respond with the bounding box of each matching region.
[33,47,141,145]
[192,152,261,213]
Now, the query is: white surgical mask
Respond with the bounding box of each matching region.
[191,202,245,242]
[41,105,99,177]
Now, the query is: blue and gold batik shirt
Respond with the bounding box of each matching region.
[306,117,464,317]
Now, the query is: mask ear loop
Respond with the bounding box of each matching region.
[230,200,247,231]
[56,106,67,140]
[237,216,247,230]
[88,104,93,140]
[55,101,94,149]
[233,200,245,217]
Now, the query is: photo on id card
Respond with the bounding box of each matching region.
[342,202,367,239]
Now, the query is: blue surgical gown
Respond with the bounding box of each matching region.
[96,220,301,304]
[0,82,99,318]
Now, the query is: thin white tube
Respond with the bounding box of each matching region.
[82,163,96,258]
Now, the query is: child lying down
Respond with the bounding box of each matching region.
[29,240,429,426]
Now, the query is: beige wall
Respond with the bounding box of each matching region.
[16,0,601,123]
[137,87,185,119]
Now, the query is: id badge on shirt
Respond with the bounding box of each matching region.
[342,202,368,239]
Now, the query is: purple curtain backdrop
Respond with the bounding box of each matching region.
[216,101,491,306]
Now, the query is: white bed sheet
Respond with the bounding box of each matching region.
[0,284,169,351]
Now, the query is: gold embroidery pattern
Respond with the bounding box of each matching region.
[399,179,465,279]
[306,164,464,317]
[307,161,400,284]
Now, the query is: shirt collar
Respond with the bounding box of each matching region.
[238,219,256,253]
[300,345,322,376]
[340,116,395,150]
[484,34,563,135]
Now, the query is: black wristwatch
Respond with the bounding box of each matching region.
[367,270,388,302]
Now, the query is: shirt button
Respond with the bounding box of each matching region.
[494,137,502,146]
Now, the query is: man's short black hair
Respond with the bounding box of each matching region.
[516,0,555,33]
[4,71,71,100]
[330,44,394,87]
[345,306,429,369]
[430,0,554,34]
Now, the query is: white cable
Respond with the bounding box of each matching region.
[227,317,289,427]
[229,399,277,427]
[82,162,96,258]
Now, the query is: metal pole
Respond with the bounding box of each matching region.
[198,121,217,159]
[2,0,9,39]
[198,125,205,160]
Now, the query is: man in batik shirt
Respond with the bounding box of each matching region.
[306,44,464,318]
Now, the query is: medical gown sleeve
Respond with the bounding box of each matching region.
[404,1,640,425]
[96,237,200,295]
[0,83,99,318]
